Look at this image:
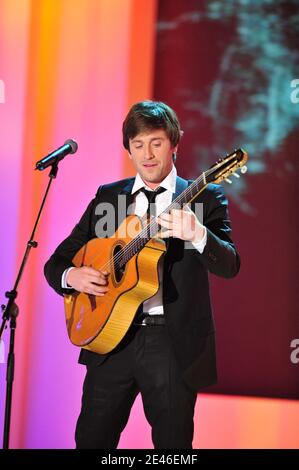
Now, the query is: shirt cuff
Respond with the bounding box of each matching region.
[61,267,75,289]
[191,226,207,254]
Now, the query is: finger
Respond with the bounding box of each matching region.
[170,208,184,217]
[86,273,108,285]
[83,266,102,276]
[98,272,110,282]
[86,284,109,295]
[91,282,109,291]
[83,267,110,279]
[183,204,193,213]
[158,229,172,238]
[96,271,110,282]
[85,289,107,296]
[158,212,173,221]
[90,269,109,278]
[92,278,109,286]
[169,210,186,225]
[87,269,110,281]
[99,270,110,276]
[157,218,173,229]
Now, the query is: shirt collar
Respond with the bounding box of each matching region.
[131,165,177,195]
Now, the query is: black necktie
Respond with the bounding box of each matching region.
[140,186,167,217]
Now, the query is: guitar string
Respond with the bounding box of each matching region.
[95,154,240,274]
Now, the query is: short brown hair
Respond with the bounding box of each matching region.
[122,100,181,151]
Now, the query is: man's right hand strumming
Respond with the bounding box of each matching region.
[66,266,110,296]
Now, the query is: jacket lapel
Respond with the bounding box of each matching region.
[172,175,189,204]
[120,178,135,216]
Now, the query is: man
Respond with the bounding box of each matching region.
[44,100,240,449]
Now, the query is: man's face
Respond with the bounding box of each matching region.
[128,129,177,189]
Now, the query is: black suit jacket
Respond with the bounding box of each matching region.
[44,175,240,391]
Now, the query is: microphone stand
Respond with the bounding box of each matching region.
[0,162,59,449]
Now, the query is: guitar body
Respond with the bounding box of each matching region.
[64,215,166,354]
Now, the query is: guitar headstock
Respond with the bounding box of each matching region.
[206,148,248,185]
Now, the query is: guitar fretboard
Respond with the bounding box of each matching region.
[105,148,245,273]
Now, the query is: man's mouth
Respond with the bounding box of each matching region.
[143,163,158,168]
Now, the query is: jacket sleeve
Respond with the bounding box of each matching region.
[192,184,240,279]
[44,191,100,296]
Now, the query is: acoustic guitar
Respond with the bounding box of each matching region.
[64,148,248,354]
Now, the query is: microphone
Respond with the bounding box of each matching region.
[35,139,78,171]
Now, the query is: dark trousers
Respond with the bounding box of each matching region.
[75,324,197,449]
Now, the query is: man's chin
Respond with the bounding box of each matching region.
[140,172,161,183]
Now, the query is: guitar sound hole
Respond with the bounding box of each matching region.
[113,244,126,283]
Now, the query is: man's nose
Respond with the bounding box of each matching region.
[143,145,154,159]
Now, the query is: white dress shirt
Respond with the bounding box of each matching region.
[62,165,207,316]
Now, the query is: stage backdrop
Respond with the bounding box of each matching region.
[0,0,298,449]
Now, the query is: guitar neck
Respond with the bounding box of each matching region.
[115,148,247,270]
[118,173,208,268]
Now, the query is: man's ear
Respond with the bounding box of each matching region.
[172,145,178,162]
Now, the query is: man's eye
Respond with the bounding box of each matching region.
[135,145,142,149]
[153,143,161,147]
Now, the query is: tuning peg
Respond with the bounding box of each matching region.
[225,178,232,184]
[240,165,247,174]
[233,172,240,178]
